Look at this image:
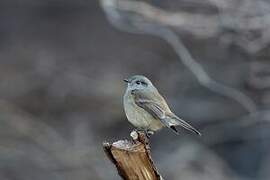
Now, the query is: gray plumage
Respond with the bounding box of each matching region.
[123,75,201,136]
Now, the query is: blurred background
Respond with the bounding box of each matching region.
[0,0,270,179]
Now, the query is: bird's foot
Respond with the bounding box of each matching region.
[134,129,154,139]
[143,130,154,139]
[146,130,154,138]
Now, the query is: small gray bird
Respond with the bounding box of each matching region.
[123,75,201,136]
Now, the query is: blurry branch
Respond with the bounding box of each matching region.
[100,0,270,53]
[100,0,257,113]
[216,0,270,53]
[152,28,257,113]
[100,0,219,37]
[103,0,220,37]
[103,131,163,180]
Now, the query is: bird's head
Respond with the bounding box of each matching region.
[124,75,154,91]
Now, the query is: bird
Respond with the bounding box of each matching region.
[123,75,201,136]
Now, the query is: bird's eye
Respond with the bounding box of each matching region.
[136,81,141,85]
[141,81,147,86]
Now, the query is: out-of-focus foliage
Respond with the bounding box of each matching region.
[0,0,269,179]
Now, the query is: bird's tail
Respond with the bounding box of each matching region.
[168,114,201,136]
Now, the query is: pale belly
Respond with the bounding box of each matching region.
[123,93,163,131]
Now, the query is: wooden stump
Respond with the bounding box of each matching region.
[103,130,163,180]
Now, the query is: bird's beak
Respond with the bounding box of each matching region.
[124,79,130,83]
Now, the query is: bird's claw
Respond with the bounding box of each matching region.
[144,130,154,139]
[134,129,154,139]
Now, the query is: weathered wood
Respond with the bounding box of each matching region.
[103,131,163,180]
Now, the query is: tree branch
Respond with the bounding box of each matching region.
[103,131,163,180]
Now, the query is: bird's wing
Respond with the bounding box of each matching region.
[132,89,201,135]
[132,89,169,120]
[132,89,177,133]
